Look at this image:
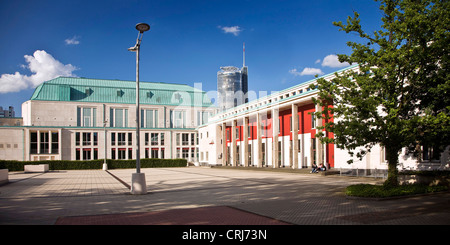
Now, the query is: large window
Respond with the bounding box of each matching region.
[110,108,128,128]
[30,131,58,154]
[77,107,97,127]
[197,111,210,125]
[170,110,186,128]
[141,109,158,128]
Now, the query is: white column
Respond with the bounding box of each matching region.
[292,104,299,169]
[256,113,262,168]
[222,123,227,166]
[243,117,249,167]
[315,102,323,166]
[231,120,237,167]
[272,108,279,168]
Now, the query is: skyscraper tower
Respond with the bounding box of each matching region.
[217,43,248,111]
[241,42,248,103]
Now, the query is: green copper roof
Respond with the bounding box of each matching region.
[30,77,214,107]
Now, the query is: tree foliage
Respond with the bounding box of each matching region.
[311,0,449,187]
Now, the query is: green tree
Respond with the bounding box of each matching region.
[311,0,449,187]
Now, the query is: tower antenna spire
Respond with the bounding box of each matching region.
[243,42,245,67]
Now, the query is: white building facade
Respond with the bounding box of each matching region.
[0,77,216,163]
[198,65,449,172]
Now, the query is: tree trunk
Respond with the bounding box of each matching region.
[384,146,400,188]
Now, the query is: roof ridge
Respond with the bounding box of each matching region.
[53,76,190,87]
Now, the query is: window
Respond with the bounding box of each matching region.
[161,133,165,146]
[77,107,97,127]
[83,149,91,160]
[176,133,180,146]
[182,148,189,159]
[93,132,98,146]
[278,118,281,134]
[197,111,209,125]
[311,113,316,129]
[191,133,195,146]
[423,144,441,161]
[151,149,158,158]
[151,133,159,145]
[110,108,128,127]
[262,122,266,136]
[40,132,49,154]
[82,132,91,146]
[118,133,126,146]
[128,148,133,159]
[51,132,59,153]
[145,133,149,146]
[248,143,252,164]
[290,116,292,132]
[182,133,189,146]
[111,132,116,146]
[141,109,158,128]
[30,132,38,154]
[29,131,59,154]
[128,133,132,146]
[170,110,186,128]
[117,149,126,159]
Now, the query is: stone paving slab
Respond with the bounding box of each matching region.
[55,206,291,225]
[0,167,449,225]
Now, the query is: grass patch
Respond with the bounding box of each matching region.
[346,184,448,198]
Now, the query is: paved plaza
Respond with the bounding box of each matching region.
[0,167,449,225]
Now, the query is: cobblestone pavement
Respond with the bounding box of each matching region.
[0,167,449,225]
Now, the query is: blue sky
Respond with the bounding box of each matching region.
[0,0,382,116]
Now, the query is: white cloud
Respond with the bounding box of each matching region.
[65,36,80,45]
[0,50,77,93]
[289,67,324,76]
[218,26,242,36]
[321,54,350,68]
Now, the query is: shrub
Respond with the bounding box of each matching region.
[0,158,187,171]
[346,183,448,198]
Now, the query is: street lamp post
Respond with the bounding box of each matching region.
[103,119,108,171]
[128,23,150,195]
